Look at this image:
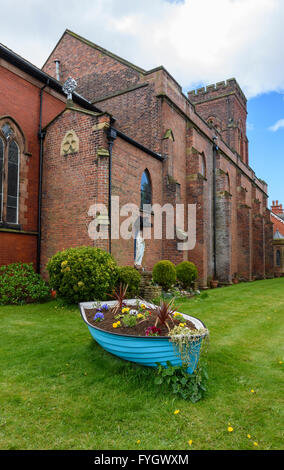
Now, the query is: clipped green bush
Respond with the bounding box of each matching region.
[116,266,141,298]
[0,262,50,305]
[47,246,118,304]
[176,261,198,290]
[152,260,176,291]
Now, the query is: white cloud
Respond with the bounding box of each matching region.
[1,0,284,98]
[268,119,284,132]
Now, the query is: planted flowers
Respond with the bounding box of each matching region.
[84,284,208,345]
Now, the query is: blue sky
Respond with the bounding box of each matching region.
[1,0,283,207]
[247,92,284,206]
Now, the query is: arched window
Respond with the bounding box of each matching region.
[0,138,3,221]
[140,169,152,209]
[276,250,281,267]
[7,141,19,223]
[0,120,21,225]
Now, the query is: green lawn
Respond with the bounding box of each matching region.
[0,278,283,450]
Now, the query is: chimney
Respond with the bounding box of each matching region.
[271,200,283,214]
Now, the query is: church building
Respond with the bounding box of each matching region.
[0,29,274,286]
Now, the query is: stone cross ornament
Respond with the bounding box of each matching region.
[62,77,77,100]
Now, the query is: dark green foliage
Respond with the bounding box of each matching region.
[155,361,208,402]
[47,246,118,304]
[116,266,141,297]
[0,262,50,305]
[152,260,176,290]
[176,261,198,289]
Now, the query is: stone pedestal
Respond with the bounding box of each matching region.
[139,271,162,301]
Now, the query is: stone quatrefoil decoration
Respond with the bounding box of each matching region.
[60,130,79,156]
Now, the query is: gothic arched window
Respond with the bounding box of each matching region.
[140,169,152,209]
[0,121,21,225]
[7,141,19,223]
[0,138,4,221]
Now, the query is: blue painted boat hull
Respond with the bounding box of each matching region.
[79,300,206,374]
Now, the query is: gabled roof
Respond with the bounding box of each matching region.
[0,42,102,114]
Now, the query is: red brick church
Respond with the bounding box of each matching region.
[0,29,274,286]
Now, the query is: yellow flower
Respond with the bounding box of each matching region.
[279,361,283,364]
[247,434,251,439]
[113,323,118,328]
[179,323,186,327]
[61,260,68,267]
[78,281,84,287]
[136,440,141,444]
[227,426,234,432]
[188,440,193,446]
[137,313,144,319]
[122,307,130,313]
[117,321,121,326]
[174,409,180,415]
[250,389,255,393]
[140,304,146,309]
[253,442,259,447]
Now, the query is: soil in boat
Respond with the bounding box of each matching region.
[84,303,197,337]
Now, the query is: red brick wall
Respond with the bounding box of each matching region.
[41,31,273,283]
[0,62,65,268]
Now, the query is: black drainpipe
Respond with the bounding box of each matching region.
[212,136,218,280]
[37,80,49,274]
[107,127,117,254]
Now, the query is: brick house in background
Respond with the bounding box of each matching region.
[0,29,274,286]
[270,200,284,275]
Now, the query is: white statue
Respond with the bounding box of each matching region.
[134,230,145,268]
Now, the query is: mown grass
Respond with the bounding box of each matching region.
[0,278,283,450]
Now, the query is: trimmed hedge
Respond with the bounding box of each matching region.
[152,260,176,291]
[176,261,198,289]
[47,246,118,304]
[116,266,141,298]
[0,262,50,305]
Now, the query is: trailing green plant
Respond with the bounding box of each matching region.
[152,260,176,291]
[155,361,209,402]
[116,266,141,298]
[0,262,50,305]
[47,246,118,304]
[169,324,209,367]
[176,261,198,290]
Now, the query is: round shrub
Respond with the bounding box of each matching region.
[47,246,118,304]
[176,261,198,289]
[0,262,50,305]
[152,260,176,291]
[117,266,141,298]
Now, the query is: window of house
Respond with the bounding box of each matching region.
[276,250,281,267]
[140,169,152,209]
[0,124,20,225]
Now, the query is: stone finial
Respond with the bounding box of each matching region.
[62,77,77,100]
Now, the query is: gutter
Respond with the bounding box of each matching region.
[107,127,117,254]
[36,80,49,274]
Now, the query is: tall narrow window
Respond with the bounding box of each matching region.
[276,250,281,267]
[140,169,152,209]
[6,141,19,224]
[0,138,3,221]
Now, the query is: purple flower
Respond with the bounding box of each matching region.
[94,311,104,322]
[101,304,109,311]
